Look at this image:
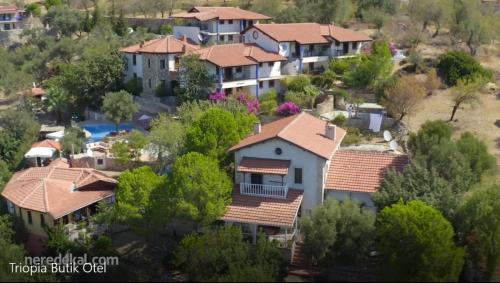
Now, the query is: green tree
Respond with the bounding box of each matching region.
[449,77,485,121]
[115,166,167,232]
[408,0,451,36]
[457,182,500,280]
[0,160,10,192]
[168,152,232,225]
[127,129,149,161]
[437,50,492,86]
[377,201,464,281]
[450,0,495,55]
[362,7,388,31]
[457,132,496,182]
[125,77,143,96]
[101,90,139,133]
[25,3,42,17]
[0,110,40,169]
[185,108,241,165]
[54,49,125,112]
[43,5,83,37]
[344,41,393,89]
[408,120,452,156]
[374,164,460,219]
[44,0,62,9]
[174,226,284,281]
[176,54,214,102]
[110,141,132,164]
[61,127,86,157]
[301,199,375,266]
[113,9,128,36]
[148,114,185,171]
[44,86,69,124]
[0,215,56,281]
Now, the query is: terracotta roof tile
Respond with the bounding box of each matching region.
[221,188,303,228]
[326,150,409,193]
[229,112,346,160]
[320,24,372,42]
[120,35,200,54]
[1,163,117,219]
[0,5,18,13]
[238,157,290,175]
[251,23,371,44]
[171,6,271,21]
[32,139,62,151]
[192,43,286,67]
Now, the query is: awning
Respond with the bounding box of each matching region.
[221,188,303,228]
[237,157,291,175]
[46,130,65,140]
[24,147,56,158]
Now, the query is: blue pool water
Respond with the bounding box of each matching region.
[83,123,136,142]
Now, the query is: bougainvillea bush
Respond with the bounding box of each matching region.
[234,92,260,114]
[208,91,227,102]
[276,102,300,116]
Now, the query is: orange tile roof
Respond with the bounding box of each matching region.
[1,163,117,219]
[32,139,62,151]
[238,157,290,175]
[229,112,346,160]
[119,35,200,54]
[320,24,372,42]
[0,5,18,13]
[221,188,303,228]
[192,43,286,67]
[325,150,409,193]
[31,87,46,97]
[250,23,371,44]
[171,6,271,21]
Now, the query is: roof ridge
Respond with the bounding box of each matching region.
[277,112,305,138]
[43,178,50,212]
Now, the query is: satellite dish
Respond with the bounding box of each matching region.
[389,140,399,151]
[383,130,393,142]
[197,34,203,42]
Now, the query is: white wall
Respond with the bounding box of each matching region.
[123,53,143,81]
[259,61,282,78]
[218,19,241,33]
[173,26,201,44]
[243,27,280,53]
[234,138,328,214]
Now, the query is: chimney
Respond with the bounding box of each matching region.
[325,123,336,140]
[253,122,261,135]
[182,35,187,43]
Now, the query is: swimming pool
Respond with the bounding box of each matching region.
[83,123,136,142]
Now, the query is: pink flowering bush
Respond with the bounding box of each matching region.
[277,102,300,116]
[234,92,260,114]
[209,91,227,102]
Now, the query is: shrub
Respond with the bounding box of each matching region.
[329,58,356,76]
[125,77,143,96]
[408,50,424,73]
[285,91,308,108]
[208,91,227,102]
[332,115,347,127]
[155,82,168,97]
[233,92,260,114]
[342,127,362,145]
[157,24,173,35]
[425,69,441,95]
[276,102,300,116]
[259,91,279,114]
[283,75,311,92]
[437,51,492,86]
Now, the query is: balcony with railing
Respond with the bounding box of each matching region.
[239,183,289,199]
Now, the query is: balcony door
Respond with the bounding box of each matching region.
[251,173,263,185]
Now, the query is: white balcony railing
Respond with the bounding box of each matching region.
[240,183,289,199]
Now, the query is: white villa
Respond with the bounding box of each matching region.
[242,23,372,74]
[192,43,286,96]
[0,5,25,31]
[224,113,408,244]
[171,6,271,44]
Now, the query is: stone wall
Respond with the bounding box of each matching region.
[142,53,173,96]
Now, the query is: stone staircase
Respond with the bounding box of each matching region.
[288,242,321,279]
